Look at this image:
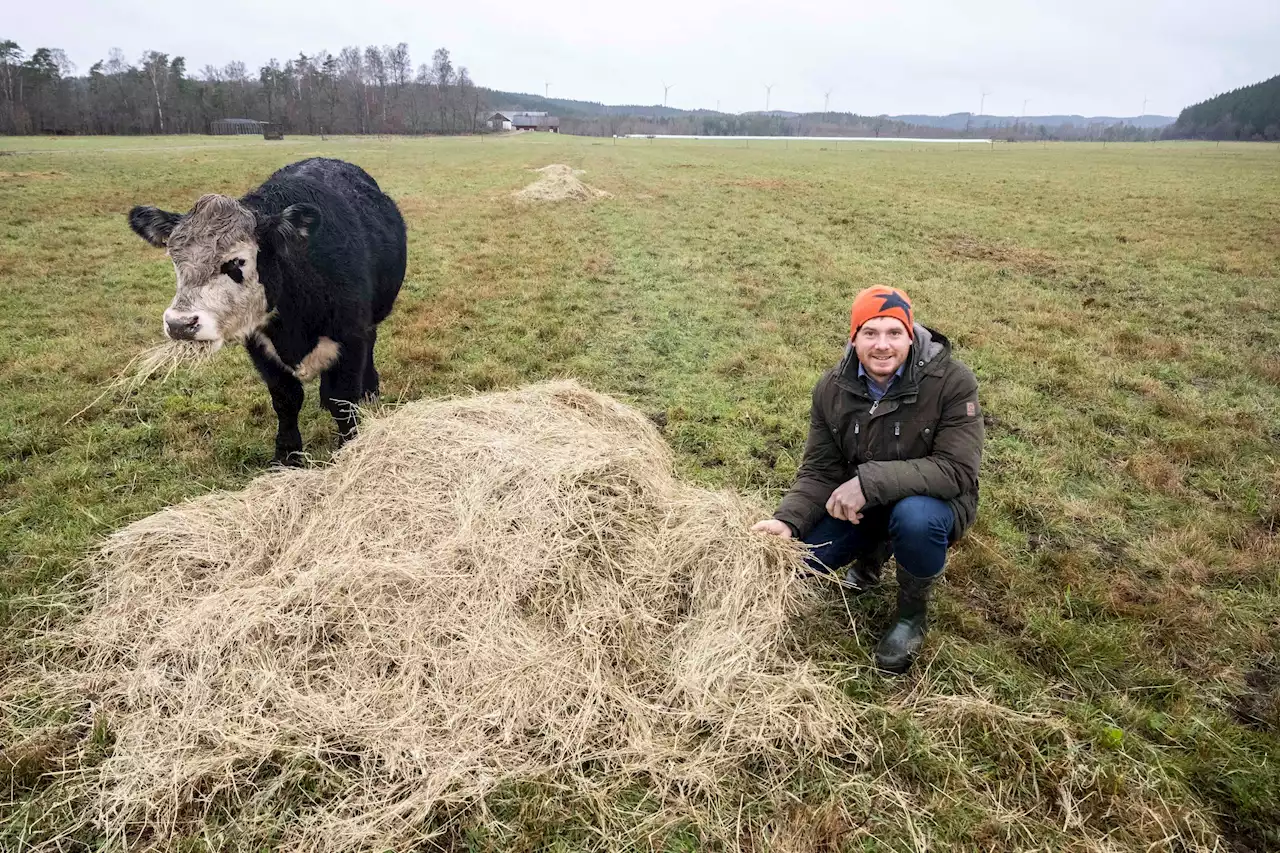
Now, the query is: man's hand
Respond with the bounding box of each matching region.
[826,477,867,523]
[751,519,794,538]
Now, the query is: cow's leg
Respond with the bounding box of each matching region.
[247,341,306,466]
[362,326,380,402]
[319,341,367,448]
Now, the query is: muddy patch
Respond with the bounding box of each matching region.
[937,235,1061,277]
[1232,660,1280,733]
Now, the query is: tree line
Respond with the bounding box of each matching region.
[1164,75,1280,141]
[3,35,1232,142]
[0,39,487,135]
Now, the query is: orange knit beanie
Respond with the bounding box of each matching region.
[850,286,913,339]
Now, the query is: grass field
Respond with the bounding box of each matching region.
[2,134,1279,851]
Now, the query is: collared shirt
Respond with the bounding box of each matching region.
[857,360,905,402]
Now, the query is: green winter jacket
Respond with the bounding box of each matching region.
[773,324,984,541]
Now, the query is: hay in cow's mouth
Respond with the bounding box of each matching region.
[123,339,222,386]
[67,340,222,423]
[40,380,860,850]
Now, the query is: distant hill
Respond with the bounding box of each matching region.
[484,90,718,119]
[1164,75,1280,140]
[484,89,1173,132]
[891,113,1174,130]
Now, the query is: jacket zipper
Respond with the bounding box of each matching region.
[894,421,901,459]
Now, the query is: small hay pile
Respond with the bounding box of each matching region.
[58,381,858,849]
[512,164,612,201]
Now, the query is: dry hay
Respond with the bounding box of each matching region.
[512,164,612,202]
[112,339,222,388]
[70,334,342,423]
[67,340,221,423]
[50,381,859,850]
[14,381,1232,850]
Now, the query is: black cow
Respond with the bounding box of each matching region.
[128,158,407,464]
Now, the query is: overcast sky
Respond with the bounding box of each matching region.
[8,0,1278,116]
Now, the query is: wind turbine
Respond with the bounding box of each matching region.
[979,88,991,117]
[662,80,675,108]
[824,88,834,114]
[764,83,774,112]
[544,81,550,99]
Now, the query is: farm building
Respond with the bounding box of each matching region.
[487,111,560,132]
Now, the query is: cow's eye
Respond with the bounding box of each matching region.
[220,259,245,284]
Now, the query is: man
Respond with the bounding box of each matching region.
[752,286,984,675]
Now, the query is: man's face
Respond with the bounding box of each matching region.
[853,316,912,383]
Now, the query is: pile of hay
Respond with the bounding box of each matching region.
[512,164,612,201]
[57,381,859,850]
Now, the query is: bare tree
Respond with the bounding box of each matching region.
[414,62,432,133]
[364,46,388,130]
[222,60,250,118]
[314,52,338,134]
[140,50,171,132]
[458,66,476,132]
[102,49,138,134]
[259,58,281,123]
[431,48,453,131]
[338,46,365,133]
[0,41,22,133]
[385,43,411,130]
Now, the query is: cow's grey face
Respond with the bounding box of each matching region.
[128,194,319,345]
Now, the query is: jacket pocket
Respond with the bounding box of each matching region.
[896,416,939,459]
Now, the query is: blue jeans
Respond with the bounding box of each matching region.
[802,496,954,579]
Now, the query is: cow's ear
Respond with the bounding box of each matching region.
[128,206,182,248]
[277,203,321,242]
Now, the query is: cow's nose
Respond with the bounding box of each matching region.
[165,314,200,340]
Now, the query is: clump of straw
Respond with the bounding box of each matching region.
[48,381,860,850]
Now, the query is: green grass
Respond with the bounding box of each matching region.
[2,134,1279,850]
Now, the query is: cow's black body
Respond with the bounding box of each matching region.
[241,158,406,462]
